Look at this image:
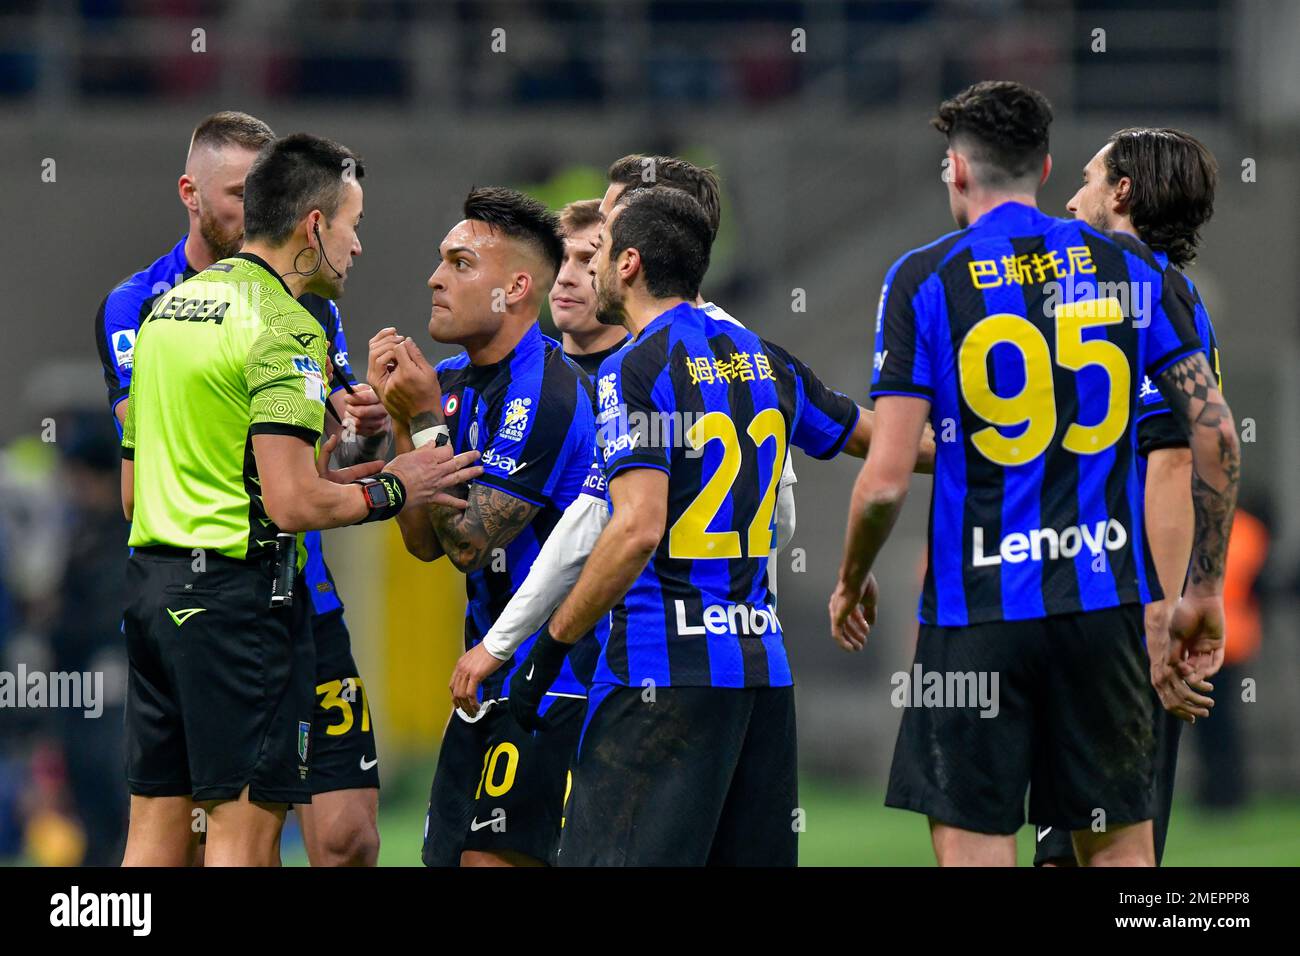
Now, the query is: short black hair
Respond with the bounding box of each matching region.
[932,81,1053,187]
[463,186,564,280]
[607,154,722,241]
[611,187,712,300]
[243,133,365,245]
[1105,127,1217,268]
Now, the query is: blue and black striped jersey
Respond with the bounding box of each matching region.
[95,236,357,617]
[593,302,859,689]
[871,202,1204,626]
[1135,251,1221,461]
[436,323,597,699]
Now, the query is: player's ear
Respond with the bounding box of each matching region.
[948,150,968,193]
[618,247,640,284]
[1040,153,1053,187]
[1112,174,1133,213]
[178,174,199,213]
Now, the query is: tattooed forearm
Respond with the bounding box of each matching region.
[410,410,443,433]
[1156,351,1240,589]
[429,483,539,572]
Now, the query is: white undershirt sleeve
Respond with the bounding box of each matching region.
[480,492,611,660]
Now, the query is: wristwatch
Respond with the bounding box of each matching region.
[357,476,395,512]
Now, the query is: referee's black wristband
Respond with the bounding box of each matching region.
[355,472,406,524]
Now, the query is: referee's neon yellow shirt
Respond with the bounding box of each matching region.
[122,253,328,563]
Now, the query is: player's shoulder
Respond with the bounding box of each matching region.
[599,320,671,382]
[886,227,968,287]
[101,238,189,324]
[297,293,339,330]
[1073,220,1164,272]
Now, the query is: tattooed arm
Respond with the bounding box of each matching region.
[1156,351,1239,590]
[1154,350,1240,682]
[428,484,539,573]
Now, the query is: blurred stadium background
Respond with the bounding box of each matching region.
[1,0,1297,865]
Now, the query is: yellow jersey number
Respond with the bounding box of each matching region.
[316,677,371,736]
[668,408,788,560]
[476,742,519,799]
[958,298,1130,466]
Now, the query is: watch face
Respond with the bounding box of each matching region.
[364,481,390,509]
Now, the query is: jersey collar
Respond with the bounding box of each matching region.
[639,300,700,340]
[968,200,1050,234]
[230,251,294,297]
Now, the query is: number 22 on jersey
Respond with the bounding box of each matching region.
[668,408,787,560]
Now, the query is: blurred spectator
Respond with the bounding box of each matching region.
[47,412,130,865]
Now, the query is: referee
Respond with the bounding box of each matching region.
[120,133,481,867]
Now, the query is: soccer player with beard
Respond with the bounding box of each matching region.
[506,186,880,866]
[1035,127,1222,867]
[447,156,936,716]
[833,82,1238,866]
[96,112,392,866]
[370,187,596,868]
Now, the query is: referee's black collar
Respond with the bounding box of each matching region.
[231,252,294,297]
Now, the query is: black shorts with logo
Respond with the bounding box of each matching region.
[422,694,585,867]
[124,547,316,805]
[309,609,380,795]
[886,604,1156,836]
[1034,699,1183,865]
[558,684,799,867]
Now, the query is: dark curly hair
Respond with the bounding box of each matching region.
[932,80,1053,187]
[1104,127,1217,268]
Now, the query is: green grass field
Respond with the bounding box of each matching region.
[284,773,1300,867]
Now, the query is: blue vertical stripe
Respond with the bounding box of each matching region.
[927,292,969,624]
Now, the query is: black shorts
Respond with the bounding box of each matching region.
[1034,700,1183,865]
[309,609,380,795]
[886,604,1156,835]
[558,684,798,867]
[422,694,585,867]
[124,547,315,805]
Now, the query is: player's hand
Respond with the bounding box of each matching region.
[507,630,572,732]
[316,434,385,483]
[1146,601,1214,722]
[829,573,878,652]
[386,442,482,510]
[1169,592,1228,685]
[342,383,391,438]
[377,338,442,425]
[915,422,937,475]
[366,328,405,403]
[450,642,507,717]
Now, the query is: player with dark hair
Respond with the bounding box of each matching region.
[368,186,596,867]
[505,185,877,866]
[119,132,480,867]
[832,81,1238,866]
[1034,127,1223,867]
[449,155,935,731]
[96,114,394,866]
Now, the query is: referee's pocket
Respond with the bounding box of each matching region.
[163,583,221,596]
